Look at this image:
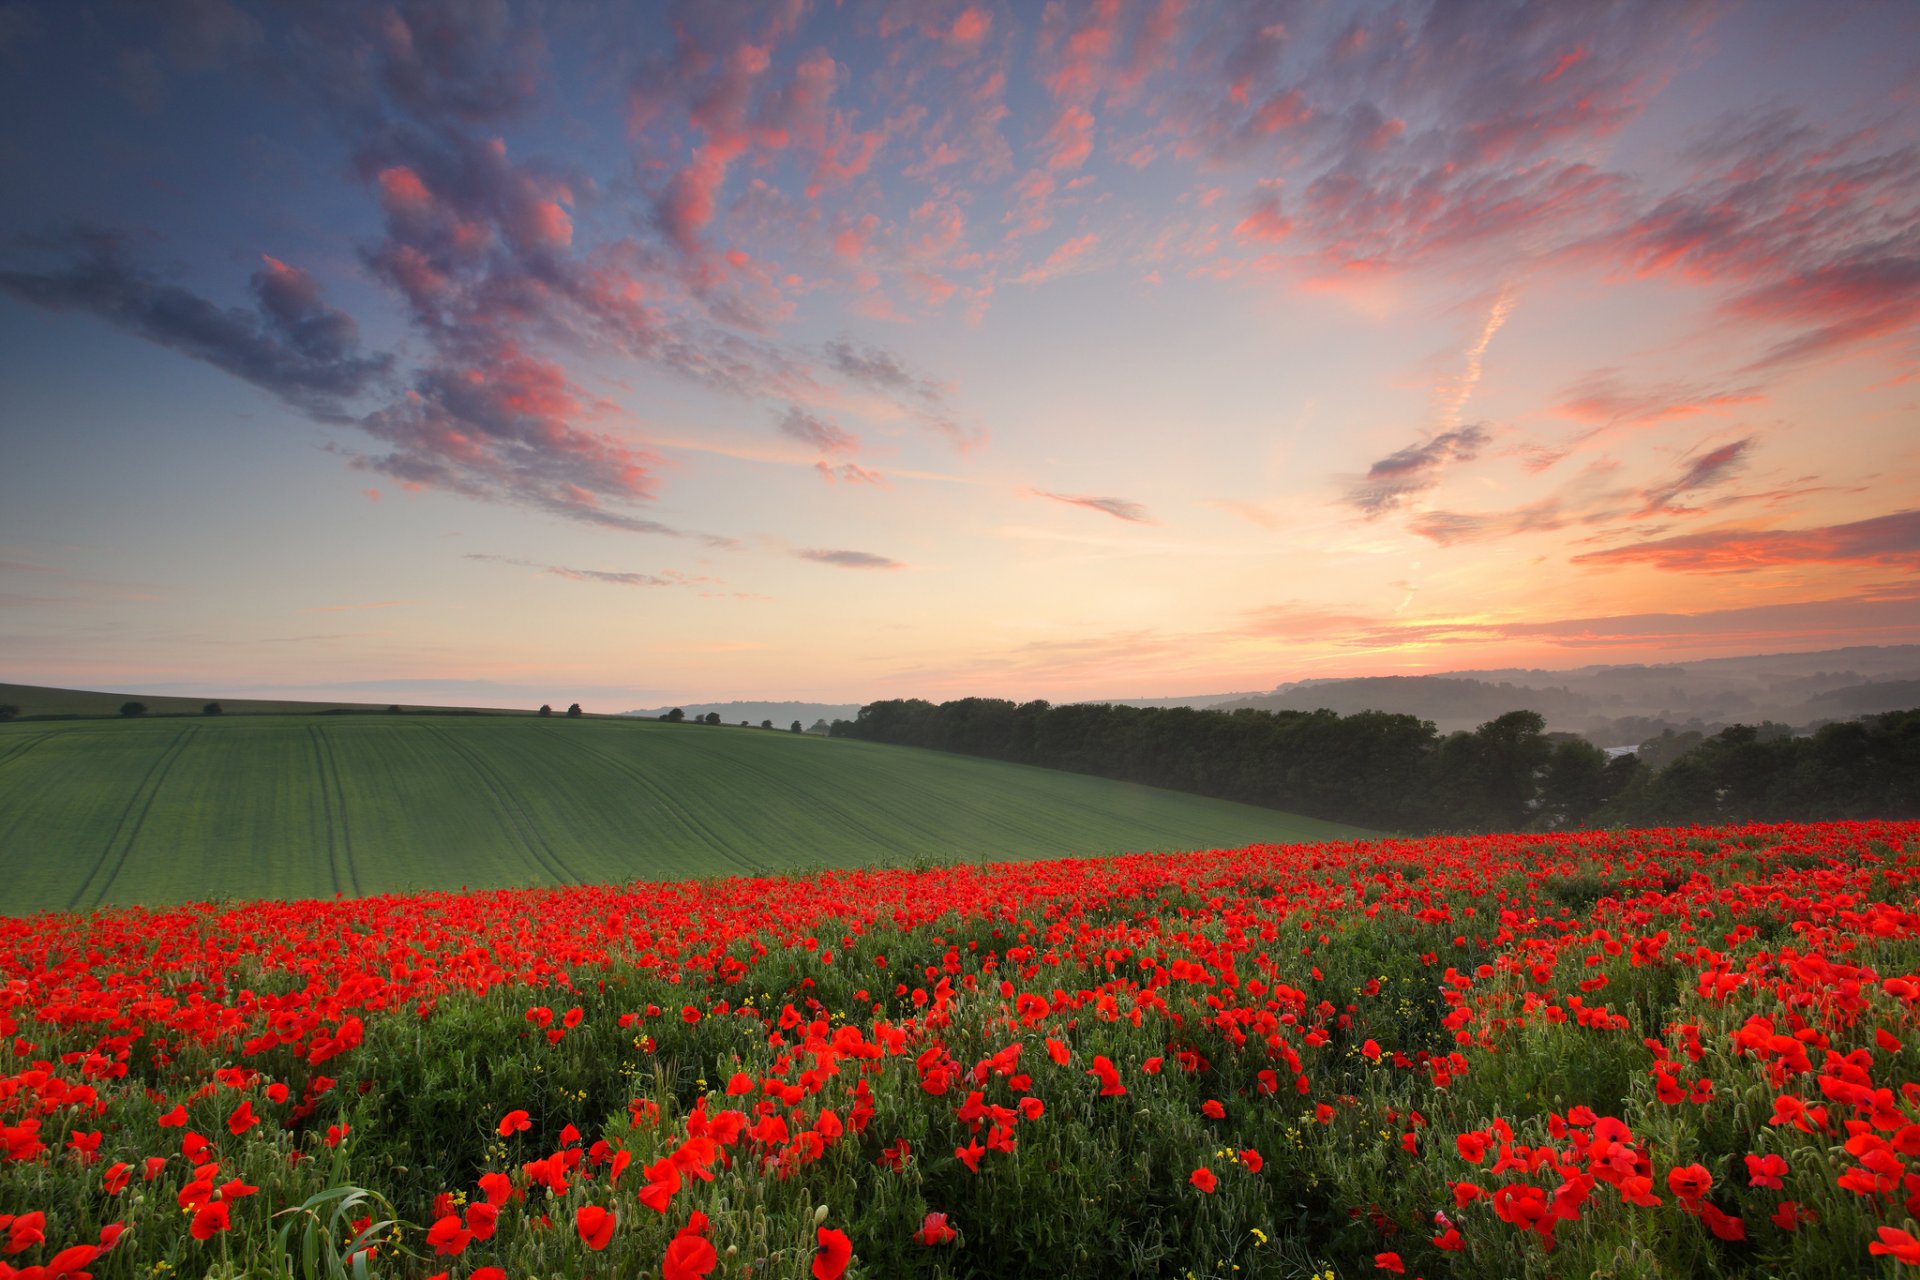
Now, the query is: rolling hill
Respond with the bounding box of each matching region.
[0,714,1370,915]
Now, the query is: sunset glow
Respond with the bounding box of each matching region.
[1,1,1916,707]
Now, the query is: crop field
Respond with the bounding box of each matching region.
[0,716,1365,914]
[0,821,1916,1278]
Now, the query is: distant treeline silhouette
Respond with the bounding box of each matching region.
[829,699,1920,832]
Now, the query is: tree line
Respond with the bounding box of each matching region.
[828,698,1920,833]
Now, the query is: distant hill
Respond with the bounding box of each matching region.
[621,700,861,728]
[0,681,528,720]
[1208,645,1920,740]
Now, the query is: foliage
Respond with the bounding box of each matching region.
[831,699,1920,833]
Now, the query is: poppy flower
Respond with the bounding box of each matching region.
[1240,1148,1263,1173]
[227,1100,259,1135]
[577,1204,616,1250]
[465,1202,499,1241]
[1190,1167,1218,1193]
[471,1271,507,1280]
[5,1214,46,1253]
[1667,1163,1711,1202]
[813,1227,853,1280]
[1744,1153,1787,1189]
[1361,1040,1382,1062]
[915,1211,956,1245]
[662,1235,717,1280]
[1375,1253,1405,1274]
[425,1215,473,1256]
[478,1171,514,1206]
[1202,1099,1225,1119]
[497,1110,531,1138]
[190,1201,231,1241]
[1456,1132,1490,1163]
[1871,1227,1920,1264]
[1086,1056,1126,1097]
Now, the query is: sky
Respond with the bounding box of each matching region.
[1,0,1917,711]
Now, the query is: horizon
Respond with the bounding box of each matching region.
[3,1,1918,706]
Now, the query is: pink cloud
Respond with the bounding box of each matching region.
[1043,104,1095,171]
[1014,232,1098,285]
[947,8,991,46]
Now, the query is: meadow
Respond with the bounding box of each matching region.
[0,820,1914,1278]
[0,716,1364,914]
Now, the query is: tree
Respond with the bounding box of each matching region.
[703,712,722,725]
[808,719,831,734]
[119,701,147,717]
[663,707,685,722]
[202,702,223,716]
[538,704,553,717]
[388,705,403,714]
[790,720,803,733]
[566,703,583,718]
[0,705,20,722]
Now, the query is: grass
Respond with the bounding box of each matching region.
[0,715,1370,914]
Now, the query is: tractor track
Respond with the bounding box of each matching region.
[308,726,362,897]
[67,725,197,911]
[425,724,583,885]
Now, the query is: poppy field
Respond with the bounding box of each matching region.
[1,820,1917,1279]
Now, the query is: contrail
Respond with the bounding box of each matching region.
[1439,284,1515,430]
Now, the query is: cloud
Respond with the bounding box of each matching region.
[777,405,859,455]
[1032,490,1154,524]
[1238,589,1920,653]
[1573,509,1920,574]
[355,346,678,532]
[1408,437,1759,545]
[465,553,710,588]
[794,548,906,570]
[1593,109,1920,367]
[1342,425,1490,517]
[1014,232,1099,285]
[0,231,391,419]
[1554,371,1763,430]
[815,461,889,486]
[1635,437,1752,517]
[821,338,943,403]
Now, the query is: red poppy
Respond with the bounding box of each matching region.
[1240,1148,1263,1173]
[662,1234,717,1280]
[813,1227,852,1280]
[1375,1252,1404,1273]
[477,1171,514,1206]
[425,1214,473,1256]
[497,1110,531,1138]
[1086,1056,1127,1097]
[577,1204,616,1250]
[471,1271,507,1280]
[1201,1099,1225,1119]
[1743,1153,1787,1189]
[227,1100,259,1135]
[466,1201,499,1241]
[1190,1167,1218,1193]
[915,1211,956,1245]
[1667,1163,1711,1202]
[1361,1039,1382,1062]
[190,1201,231,1241]
[1456,1132,1490,1163]
[1871,1227,1920,1264]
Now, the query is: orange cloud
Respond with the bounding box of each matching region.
[1574,510,1920,574]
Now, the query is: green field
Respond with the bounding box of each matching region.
[0,715,1369,914]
